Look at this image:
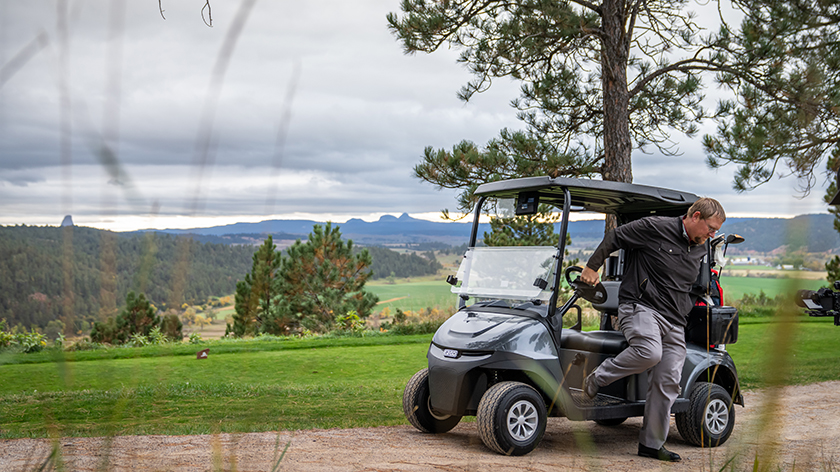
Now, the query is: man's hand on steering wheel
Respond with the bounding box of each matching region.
[581,266,600,286]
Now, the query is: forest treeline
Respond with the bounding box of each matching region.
[1,225,450,333]
[0,225,254,333]
[364,246,442,280]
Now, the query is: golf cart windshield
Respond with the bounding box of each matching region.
[451,246,558,302]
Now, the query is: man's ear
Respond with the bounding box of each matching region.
[691,211,702,221]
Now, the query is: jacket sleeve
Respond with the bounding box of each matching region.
[584,218,656,272]
[585,229,618,272]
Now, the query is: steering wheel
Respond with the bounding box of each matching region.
[564,265,609,304]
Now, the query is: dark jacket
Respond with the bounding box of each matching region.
[585,216,706,327]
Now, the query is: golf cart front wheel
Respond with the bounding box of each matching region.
[403,368,462,434]
[477,381,547,456]
[675,382,735,447]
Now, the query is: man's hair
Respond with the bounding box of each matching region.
[686,197,725,222]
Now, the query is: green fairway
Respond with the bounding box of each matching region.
[367,280,457,313]
[719,276,825,301]
[366,273,829,317]
[0,336,433,438]
[727,317,840,389]
[2,315,839,439]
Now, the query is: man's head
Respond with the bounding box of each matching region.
[683,197,726,245]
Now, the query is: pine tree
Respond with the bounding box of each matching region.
[113,291,159,344]
[274,223,378,334]
[231,236,280,336]
[389,0,840,213]
[91,291,159,344]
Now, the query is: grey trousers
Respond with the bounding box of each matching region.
[590,303,686,449]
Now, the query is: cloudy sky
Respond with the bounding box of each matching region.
[0,1,832,232]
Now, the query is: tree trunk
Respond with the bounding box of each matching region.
[600,0,632,230]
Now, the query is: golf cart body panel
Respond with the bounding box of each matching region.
[404,176,743,454]
[682,344,744,406]
[428,308,562,416]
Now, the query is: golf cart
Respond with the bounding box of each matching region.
[403,176,743,455]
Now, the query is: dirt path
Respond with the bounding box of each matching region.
[2,381,839,471]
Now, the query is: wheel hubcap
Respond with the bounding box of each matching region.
[705,399,729,435]
[507,400,538,441]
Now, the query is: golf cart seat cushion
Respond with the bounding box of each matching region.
[589,280,620,312]
[560,329,628,355]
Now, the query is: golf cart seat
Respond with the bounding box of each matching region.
[560,329,628,355]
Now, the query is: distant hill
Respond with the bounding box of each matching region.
[138,213,477,246]
[139,213,840,254]
[0,225,254,332]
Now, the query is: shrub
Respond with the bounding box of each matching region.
[148,326,168,345]
[129,333,150,347]
[380,308,445,335]
[333,310,367,335]
[65,338,108,351]
[14,330,47,353]
[733,290,793,318]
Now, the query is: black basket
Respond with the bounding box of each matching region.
[686,305,738,346]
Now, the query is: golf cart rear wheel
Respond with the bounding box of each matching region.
[477,381,547,456]
[675,382,735,447]
[402,368,461,434]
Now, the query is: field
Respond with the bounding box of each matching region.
[2,317,839,439]
[367,279,458,314]
[720,275,825,300]
[5,269,829,440]
[365,271,829,316]
[0,335,432,438]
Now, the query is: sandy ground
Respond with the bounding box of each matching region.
[2,381,839,472]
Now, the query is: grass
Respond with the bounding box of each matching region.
[3,274,838,441]
[727,317,840,389]
[0,335,433,438]
[367,280,457,313]
[720,275,825,301]
[2,315,840,439]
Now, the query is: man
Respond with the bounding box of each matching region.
[580,197,725,462]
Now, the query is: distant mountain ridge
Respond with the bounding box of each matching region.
[137,212,840,253]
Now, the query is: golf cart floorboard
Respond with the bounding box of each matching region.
[564,389,689,421]
[565,388,645,421]
[569,389,629,407]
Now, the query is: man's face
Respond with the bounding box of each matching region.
[686,211,723,245]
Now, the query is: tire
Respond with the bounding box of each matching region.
[477,381,547,456]
[676,382,735,447]
[594,417,627,427]
[402,368,462,434]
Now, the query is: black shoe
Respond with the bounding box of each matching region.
[638,444,681,462]
[583,371,599,399]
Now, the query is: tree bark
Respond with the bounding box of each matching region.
[600,0,632,231]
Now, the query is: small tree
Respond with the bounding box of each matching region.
[160,312,183,341]
[274,223,379,334]
[114,292,159,344]
[231,236,281,337]
[91,291,159,344]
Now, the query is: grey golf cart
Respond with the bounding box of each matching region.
[403,176,743,456]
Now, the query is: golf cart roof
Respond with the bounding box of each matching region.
[475,176,698,220]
